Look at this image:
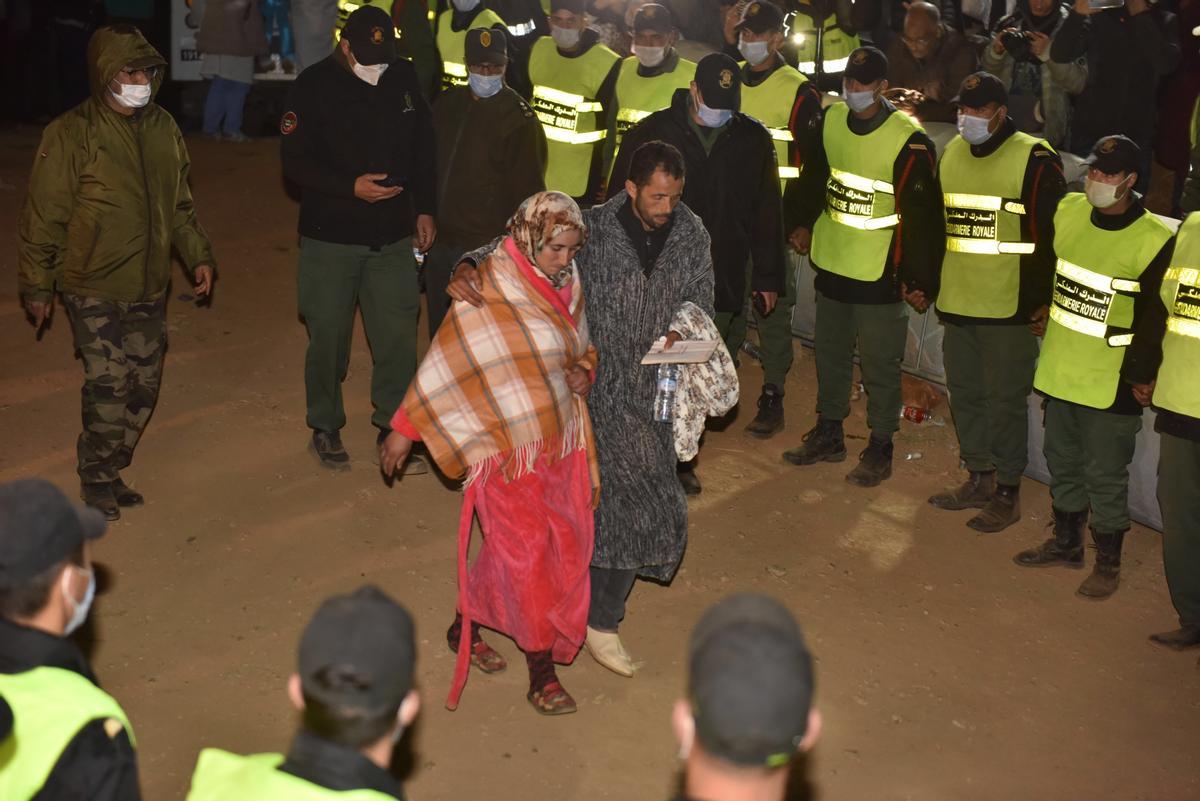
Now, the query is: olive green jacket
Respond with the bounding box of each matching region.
[18,26,215,304]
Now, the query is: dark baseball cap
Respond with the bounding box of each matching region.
[0,479,106,589]
[952,71,1007,108]
[550,0,587,15]
[298,585,416,713]
[464,27,508,66]
[843,46,888,85]
[736,1,785,34]
[341,5,397,66]
[1085,135,1141,176]
[633,3,674,33]
[688,594,815,768]
[695,53,741,112]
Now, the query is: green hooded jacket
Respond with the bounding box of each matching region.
[18,26,215,304]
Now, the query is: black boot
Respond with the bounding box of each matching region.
[310,430,350,471]
[1148,624,1200,650]
[745,384,785,438]
[81,482,120,521]
[1013,508,1086,567]
[928,470,995,511]
[111,477,144,507]
[1077,528,1126,600]
[845,435,893,488]
[782,417,846,465]
[968,483,1021,533]
[678,463,702,496]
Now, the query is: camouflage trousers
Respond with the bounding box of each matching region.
[63,295,166,485]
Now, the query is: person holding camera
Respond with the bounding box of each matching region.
[982,0,1086,150]
[1048,0,1181,184]
[280,5,437,472]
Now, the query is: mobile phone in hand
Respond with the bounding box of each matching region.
[374,174,407,188]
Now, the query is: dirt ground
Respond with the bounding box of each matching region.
[1,128,1198,801]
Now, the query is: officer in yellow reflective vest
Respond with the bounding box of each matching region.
[734,0,823,438]
[1014,135,1175,601]
[435,0,508,92]
[785,2,861,89]
[1125,211,1200,650]
[185,586,420,801]
[782,46,944,488]
[0,479,139,801]
[528,0,620,201]
[928,72,1065,534]
[604,4,696,185]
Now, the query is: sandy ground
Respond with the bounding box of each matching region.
[1,128,1198,801]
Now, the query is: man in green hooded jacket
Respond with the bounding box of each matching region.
[18,25,216,521]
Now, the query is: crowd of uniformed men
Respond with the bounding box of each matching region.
[6,0,1200,798]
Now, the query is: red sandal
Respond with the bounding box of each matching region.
[466,639,507,674]
[527,680,577,716]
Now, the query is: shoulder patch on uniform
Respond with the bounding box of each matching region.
[103,717,125,739]
[1035,149,1054,157]
[280,111,298,135]
[908,143,928,151]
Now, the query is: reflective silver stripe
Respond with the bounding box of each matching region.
[797,60,816,73]
[946,238,1036,255]
[543,127,607,144]
[1167,316,1200,339]
[1056,259,1140,295]
[507,20,537,36]
[533,85,604,112]
[828,209,900,230]
[823,56,850,72]
[829,168,894,195]
[1049,305,1132,347]
[779,166,800,179]
[1165,266,1200,286]
[942,192,1027,216]
[444,62,468,78]
[767,127,794,142]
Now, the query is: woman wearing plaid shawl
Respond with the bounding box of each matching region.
[381,191,599,716]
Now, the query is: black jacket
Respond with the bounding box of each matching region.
[0,619,140,801]
[937,119,1066,327]
[281,51,437,249]
[793,99,944,304]
[607,88,785,313]
[280,729,404,798]
[1049,6,1181,154]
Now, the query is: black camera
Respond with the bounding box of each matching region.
[1000,30,1033,61]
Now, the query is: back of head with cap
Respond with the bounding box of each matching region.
[295,585,417,750]
[680,594,818,773]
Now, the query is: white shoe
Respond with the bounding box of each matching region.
[586,626,635,677]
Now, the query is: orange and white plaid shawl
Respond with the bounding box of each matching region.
[401,237,599,500]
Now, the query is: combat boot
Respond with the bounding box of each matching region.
[968,483,1021,533]
[782,417,846,465]
[81,482,120,522]
[1013,508,1086,567]
[845,435,893,488]
[1077,528,1127,600]
[310,430,350,471]
[111,477,144,507]
[745,384,785,438]
[928,470,995,510]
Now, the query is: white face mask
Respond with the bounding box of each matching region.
[62,566,95,636]
[695,99,732,128]
[633,45,666,68]
[738,37,771,67]
[110,82,152,109]
[956,109,998,146]
[352,61,388,86]
[452,0,480,11]
[842,84,876,113]
[551,26,582,49]
[468,72,504,98]
[1085,175,1131,209]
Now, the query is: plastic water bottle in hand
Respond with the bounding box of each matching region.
[653,363,680,423]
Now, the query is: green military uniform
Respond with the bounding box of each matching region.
[17,27,214,489]
[1126,212,1200,637]
[528,33,619,199]
[932,111,1065,531]
[606,51,696,182]
[186,750,394,801]
[1034,192,1172,533]
[436,6,507,91]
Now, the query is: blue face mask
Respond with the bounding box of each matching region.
[468,72,503,98]
[696,101,732,128]
[957,110,997,145]
[63,566,95,636]
[843,88,876,113]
